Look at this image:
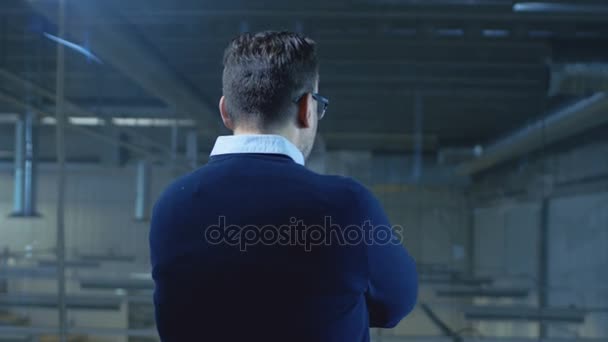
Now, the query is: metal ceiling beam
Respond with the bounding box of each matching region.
[27,0,222,133]
[324,87,545,98]
[0,267,56,280]
[323,76,542,87]
[37,260,101,269]
[27,60,546,81]
[119,8,608,22]
[79,277,154,291]
[0,69,186,162]
[146,38,549,50]
[78,254,136,263]
[0,91,190,168]
[322,133,439,152]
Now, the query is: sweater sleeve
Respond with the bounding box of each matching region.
[356,185,418,328]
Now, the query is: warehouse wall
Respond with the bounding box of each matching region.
[472,202,540,338]
[1,150,473,338]
[0,164,174,266]
[0,164,173,341]
[471,131,608,339]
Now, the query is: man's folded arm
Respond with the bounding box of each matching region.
[357,186,418,328]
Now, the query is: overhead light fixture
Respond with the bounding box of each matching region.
[112,117,196,127]
[482,29,509,38]
[513,2,608,14]
[70,117,105,126]
[39,116,196,128]
[528,30,554,38]
[43,32,103,64]
[436,28,464,37]
[41,117,105,126]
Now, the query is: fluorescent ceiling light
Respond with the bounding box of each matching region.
[70,117,105,126]
[112,118,196,127]
[482,29,509,38]
[513,2,608,13]
[43,32,103,64]
[436,28,464,37]
[41,117,56,125]
[528,30,554,38]
[40,117,195,127]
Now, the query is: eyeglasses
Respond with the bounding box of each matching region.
[293,93,329,120]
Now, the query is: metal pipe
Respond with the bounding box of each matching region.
[22,110,38,216]
[134,159,150,221]
[458,92,608,175]
[11,116,24,214]
[54,0,68,340]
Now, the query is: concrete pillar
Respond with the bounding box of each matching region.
[134,160,150,221]
[11,111,39,217]
[171,122,179,162]
[12,116,24,215]
[23,110,38,216]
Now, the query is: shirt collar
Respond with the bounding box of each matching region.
[209,134,305,165]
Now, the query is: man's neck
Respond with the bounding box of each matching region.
[233,127,296,143]
[232,127,303,159]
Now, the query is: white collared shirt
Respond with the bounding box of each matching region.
[209,134,305,165]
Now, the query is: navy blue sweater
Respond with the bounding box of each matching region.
[150,154,418,341]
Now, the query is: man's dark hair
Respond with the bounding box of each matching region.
[222,31,318,129]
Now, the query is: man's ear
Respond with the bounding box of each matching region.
[296,94,312,129]
[219,96,234,131]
